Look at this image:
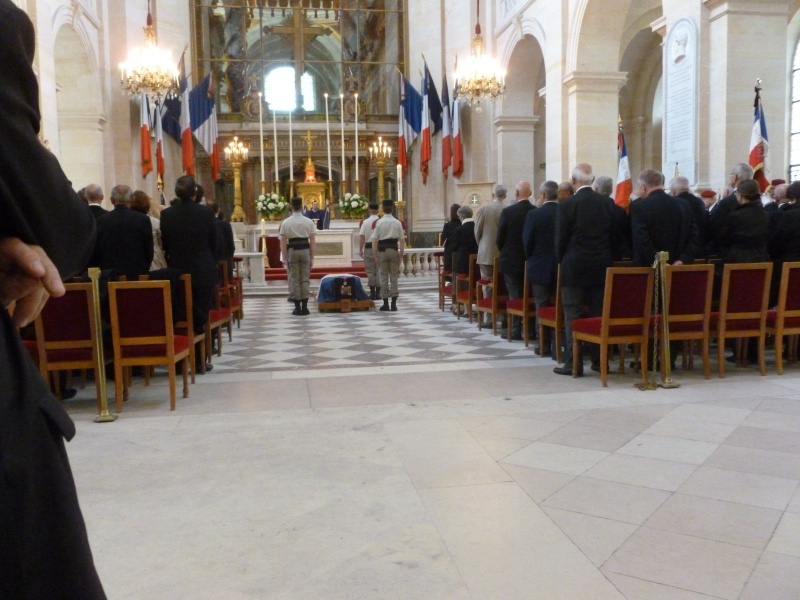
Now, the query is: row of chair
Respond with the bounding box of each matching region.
[438,253,800,385]
[29,261,243,412]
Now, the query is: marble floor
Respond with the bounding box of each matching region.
[62,293,800,599]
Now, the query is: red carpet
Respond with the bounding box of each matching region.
[265,263,367,281]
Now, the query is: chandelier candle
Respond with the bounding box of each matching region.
[272,104,278,183]
[288,109,294,183]
[340,93,346,188]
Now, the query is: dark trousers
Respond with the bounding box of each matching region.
[532,283,555,355]
[562,284,605,369]
[504,272,528,336]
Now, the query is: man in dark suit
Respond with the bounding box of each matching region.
[593,175,631,260]
[554,163,623,376]
[631,170,696,267]
[709,162,753,253]
[89,184,153,280]
[670,176,708,260]
[160,175,220,337]
[451,205,478,275]
[85,183,107,219]
[0,1,106,595]
[207,199,235,281]
[523,181,559,357]
[497,180,535,340]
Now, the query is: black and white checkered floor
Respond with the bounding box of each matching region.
[212,292,539,373]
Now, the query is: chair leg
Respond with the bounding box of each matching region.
[115,364,124,413]
[758,334,767,376]
[168,362,176,411]
[618,344,626,374]
[776,334,785,375]
[572,337,580,377]
[188,341,196,384]
[555,327,562,364]
[538,324,545,355]
[718,334,726,378]
[522,314,529,347]
[600,343,608,387]
[702,337,711,379]
[182,358,189,398]
[227,321,233,342]
[216,327,223,357]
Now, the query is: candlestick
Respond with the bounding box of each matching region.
[324,93,332,183]
[271,104,278,183]
[340,93,345,190]
[261,218,265,237]
[354,93,359,190]
[258,92,265,183]
[288,109,294,183]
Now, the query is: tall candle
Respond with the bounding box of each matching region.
[324,93,332,182]
[272,104,279,183]
[288,109,293,182]
[258,92,265,182]
[396,163,402,201]
[261,218,265,237]
[354,93,359,189]
[340,93,346,189]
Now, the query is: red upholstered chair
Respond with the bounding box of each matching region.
[108,280,190,411]
[475,256,508,335]
[172,274,206,383]
[537,264,563,361]
[454,254,478,322]
[572,267,655,386]
[33,282,110,409]
[206,275,234,361]
[661,264,714,379]
[767,261,800,375]
[436,251,452,311]
[711,262,772,377]
[505,264,537,346]
[220,260,243,328]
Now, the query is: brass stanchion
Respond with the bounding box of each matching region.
[657,251,680,389]
[89,268,117,423]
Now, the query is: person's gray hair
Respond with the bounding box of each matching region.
[540,180,558,200]
[493,184,507,200]
[593,176,614,197]
[85,183,104,203]
[731,162,754,183]
[669,176,690,195]
[637,169,664,189]
[457,205,473,219]
[558,181,574,196]
[571,163,594,186]
[110,184,133,203]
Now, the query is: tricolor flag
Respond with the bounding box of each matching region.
[397,73,422,174]
[614,127,632,211]
[140,92,152,177]
[153,100,165,178]
[441,73,452,178]
[178,52,195,175]
[420,69,431,184]
[190,73,221,181]
[749,84,771,192]
[452,91,463,178]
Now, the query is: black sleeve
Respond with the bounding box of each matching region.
[0,8,95,279]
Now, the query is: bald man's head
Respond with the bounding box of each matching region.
[516,180,532,200]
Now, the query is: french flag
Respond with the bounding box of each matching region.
[452,87,463,178]
[749,84,770,192]
[614,128,632,210]
[140,92,152,177]
[420,69,431,184]
[397,73,422,174]
[190,73,221,181]
[441,73,452,178]
[177,51,194,175]
[153,100,165,178]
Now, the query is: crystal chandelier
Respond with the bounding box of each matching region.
[119,1,179,99]
[454,0,506,111]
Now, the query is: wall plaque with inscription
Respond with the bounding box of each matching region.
[663,18,698,184]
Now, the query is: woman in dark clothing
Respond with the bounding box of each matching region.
[441,203,461,271]
[451,205,479,275]
[717,179,770,264]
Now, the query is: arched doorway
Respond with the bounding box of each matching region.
[53,25,105,199]
[497,35,545,189]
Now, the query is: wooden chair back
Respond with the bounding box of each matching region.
[475,256,508,335]
[455,254,478,322]
[767,261,800,374]
[664,263,714,378]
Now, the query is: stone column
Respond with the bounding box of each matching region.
[495,116,539,184]
[703,0,789,187]
[562,71,628,178]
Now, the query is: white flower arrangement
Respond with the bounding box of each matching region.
[256,192,288,217]
[338,192,369,218]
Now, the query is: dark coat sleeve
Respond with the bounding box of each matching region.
[630,201,654,267]
[0,9,95,279]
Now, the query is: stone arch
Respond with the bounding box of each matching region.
[619,28,664,177]
[53,20,105,195]
[496,34,545,187]
[568,0,634,72]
